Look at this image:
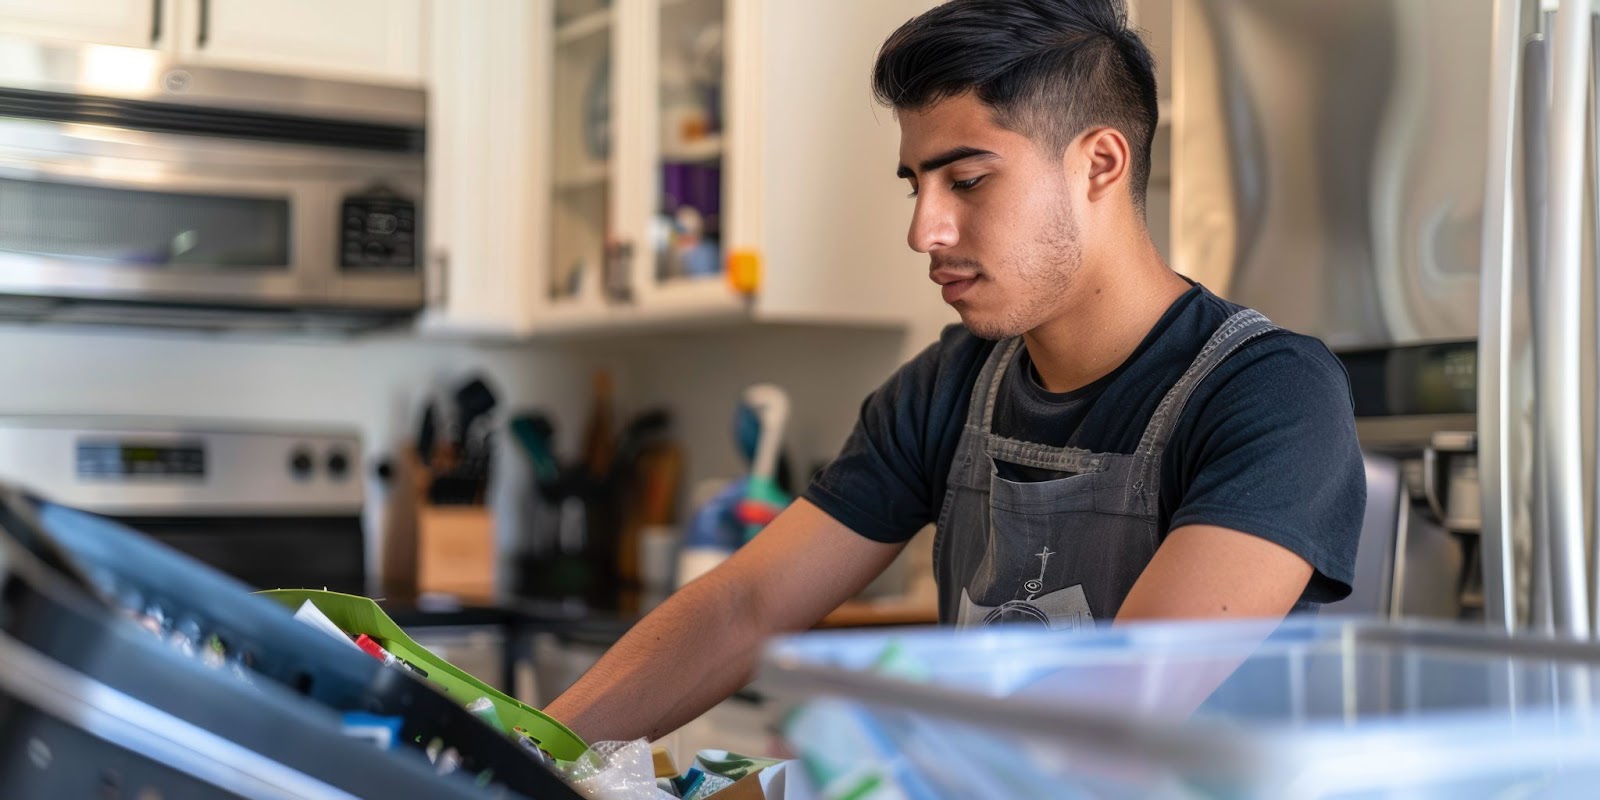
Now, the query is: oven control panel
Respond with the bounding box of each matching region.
[77,442,206,479]
[0,420,364,514]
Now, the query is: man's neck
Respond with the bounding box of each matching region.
[1022,252,1192,394]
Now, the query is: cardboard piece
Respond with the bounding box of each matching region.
[714,771,766,800]
[652,744,679,779]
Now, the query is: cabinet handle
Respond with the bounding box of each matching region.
[150,0,163,45]
[603,240,634,303]
[197,0,210,48]
[428,251,449,308]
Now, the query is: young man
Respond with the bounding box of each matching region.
[546,0,1364,742]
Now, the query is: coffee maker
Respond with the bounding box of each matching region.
[1324,342,1483,621]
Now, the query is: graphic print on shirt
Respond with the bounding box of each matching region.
[955,544,1095,631]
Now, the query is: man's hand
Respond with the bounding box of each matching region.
[1115,524,1313,622]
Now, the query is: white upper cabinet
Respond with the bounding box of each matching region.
[0,0,163,49]
[0,1,425,86]
[428,0,946,338]
[531,0,940,334]
[419,0,550,337]
[171,0,424,85]
[539,0,618,330]
[730,0,947,328]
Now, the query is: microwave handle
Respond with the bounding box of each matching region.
[150,0,163,45]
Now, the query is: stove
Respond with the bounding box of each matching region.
[0,417,366,593]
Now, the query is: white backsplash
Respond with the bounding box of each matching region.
[0,311,953,589]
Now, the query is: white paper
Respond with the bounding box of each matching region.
[293,600,361,650]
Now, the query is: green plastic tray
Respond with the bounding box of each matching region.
[259,588,587,761]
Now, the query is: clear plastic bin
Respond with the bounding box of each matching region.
[759,618,1600,799]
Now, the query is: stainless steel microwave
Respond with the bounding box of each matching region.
[0,37,426,332]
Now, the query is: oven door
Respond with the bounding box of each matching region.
[109,514,367,595]
[0,116,423,311]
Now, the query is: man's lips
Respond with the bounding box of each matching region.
[931,269,980,303]
[929,268,979,285]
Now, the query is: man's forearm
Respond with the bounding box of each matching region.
[542,500,907,744]
[543,567,768,743]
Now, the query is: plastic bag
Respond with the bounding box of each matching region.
[557,739,677,800]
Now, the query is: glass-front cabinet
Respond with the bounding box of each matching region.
[427,0,945,338]
[544,0,743,329]
[648,0,728,298]
[549,0,616,316]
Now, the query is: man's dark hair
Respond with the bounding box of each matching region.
[872,0,1159,215]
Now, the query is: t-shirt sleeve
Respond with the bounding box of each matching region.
[1167,337,1367,603]
[803,326,972,544]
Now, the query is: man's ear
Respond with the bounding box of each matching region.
[1077,126,1131,204]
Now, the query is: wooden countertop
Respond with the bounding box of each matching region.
[817,597,939,629]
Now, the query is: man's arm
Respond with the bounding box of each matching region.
[1141,336,1365,612]
[543,498,907,743]
[1115,524,1313,622]
[1088,525,1305,722]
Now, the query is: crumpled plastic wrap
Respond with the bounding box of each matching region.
[557,739,678,800]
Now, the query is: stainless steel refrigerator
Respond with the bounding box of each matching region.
[1172,0,1594,636]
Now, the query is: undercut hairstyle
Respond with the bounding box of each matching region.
[872,0,1159,215]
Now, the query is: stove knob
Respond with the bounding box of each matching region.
[289,448,315,480]
[326,450,350,480]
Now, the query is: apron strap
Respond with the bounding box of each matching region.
[1130,309,1280,498]
[967,337,1023,436]
[964,309,1276,470]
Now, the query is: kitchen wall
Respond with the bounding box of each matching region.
[0,304,955,582]
[0,326,595,454]
[587,321,947,500]
[0,323,604,579]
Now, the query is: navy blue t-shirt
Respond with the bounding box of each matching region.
[804,284,1366,604]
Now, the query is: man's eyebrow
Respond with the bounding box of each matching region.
[895,146,999,179]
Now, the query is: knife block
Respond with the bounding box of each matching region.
[416,503,496,598]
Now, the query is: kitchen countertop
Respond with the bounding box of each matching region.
[376,591,939,701]
[382,591,937,637]
[378,591,639,638]
[819,598,940,628]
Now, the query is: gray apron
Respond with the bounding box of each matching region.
[936,309,1279,629]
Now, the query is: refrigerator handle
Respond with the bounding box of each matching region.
[1525,32,1554,636]
[1479,0,1529,634]
[1589,11,1600,631]
[1539,0,1590,639]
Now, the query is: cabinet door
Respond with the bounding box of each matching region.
[635,0,737,310]
[0,0,162,49]
[420,0,550,336]
[749,0,948,326]
[173,0,424,85]
[545,0,622,320]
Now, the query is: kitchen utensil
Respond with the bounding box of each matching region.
[509,412,562,491]
[735,384,791,540]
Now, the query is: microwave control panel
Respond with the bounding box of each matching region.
[340,193,417,270]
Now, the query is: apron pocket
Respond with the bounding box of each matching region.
[990,469,1109,515]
